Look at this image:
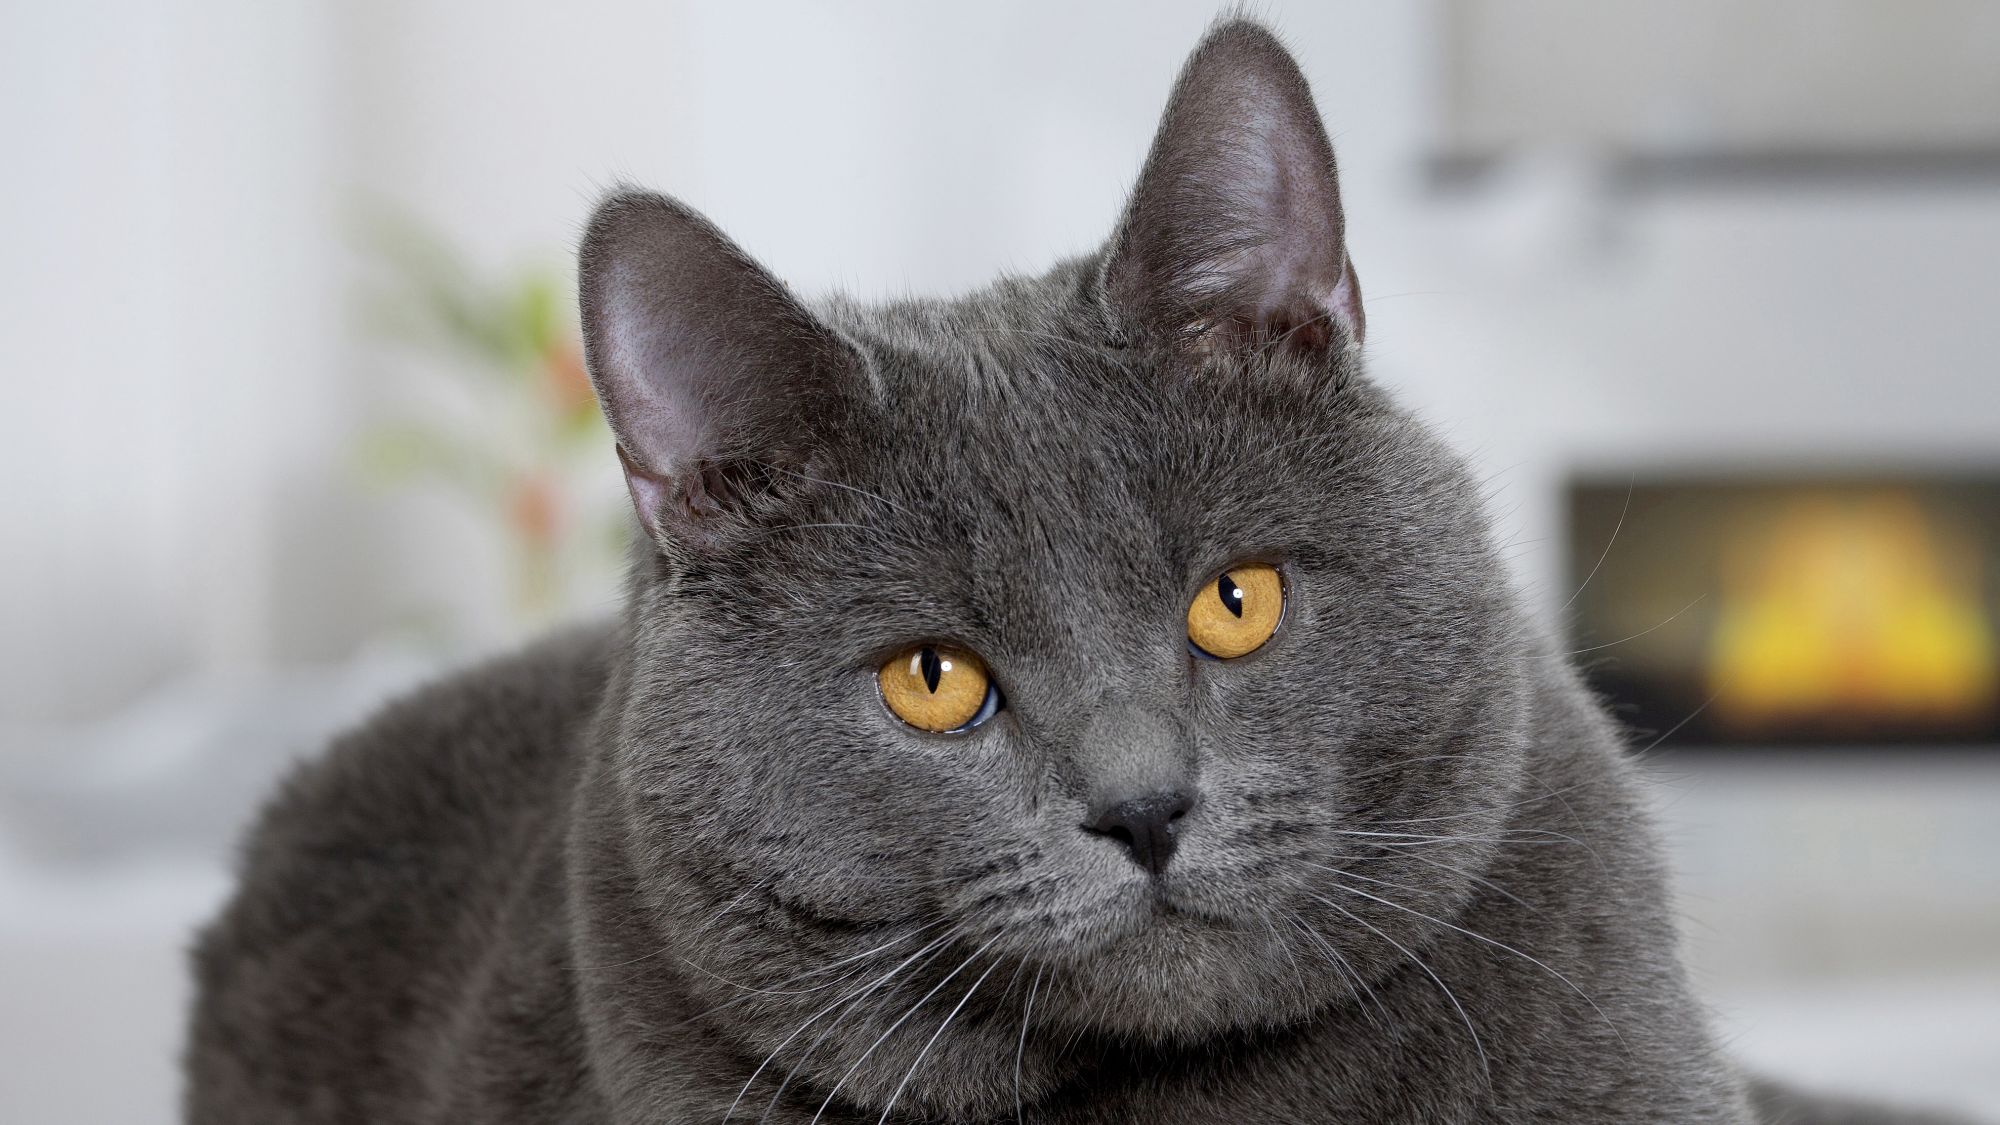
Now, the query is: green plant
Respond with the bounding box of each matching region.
[356,209,625,628]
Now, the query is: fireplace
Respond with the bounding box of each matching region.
[1565,472,2000,748]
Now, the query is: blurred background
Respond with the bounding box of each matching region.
[3,1,1996,1120]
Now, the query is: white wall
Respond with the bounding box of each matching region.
[10,0,1996,726]
[2,1,341,722]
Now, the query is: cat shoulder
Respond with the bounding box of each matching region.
[185,624,614,1122]
[198,623,615,956]
[268,623,613,850]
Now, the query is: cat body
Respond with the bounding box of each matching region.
[185,21,1959,1125]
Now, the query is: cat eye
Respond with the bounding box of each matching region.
[878,644,1001,733]
[1187,562,1284,659]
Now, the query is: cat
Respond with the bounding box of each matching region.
[184,19,1976,1125]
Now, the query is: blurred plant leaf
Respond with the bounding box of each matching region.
[353,203,544,378]
[355,423,506,501]
[513,273,565,358]
[347,197,615,633]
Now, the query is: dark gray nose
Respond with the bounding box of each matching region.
[1084,792,1194,876]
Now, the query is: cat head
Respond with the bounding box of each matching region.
[573,19,1531,1118]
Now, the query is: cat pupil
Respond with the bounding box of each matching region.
[918,647,943,693]
[1219,574,1245,618]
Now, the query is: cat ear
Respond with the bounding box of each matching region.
[1102,20,1363,356]
[579,190,860,545]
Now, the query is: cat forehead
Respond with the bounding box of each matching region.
[815,274,1101,397]
[792,270,1367,567]
[809,293,1342,488]
[807,306,1123,450]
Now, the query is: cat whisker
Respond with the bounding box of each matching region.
[808,934,1005,1125]
[661,926,936,1033]
[1300,860,1465,903]
[1367,791,1602,863]
[1263,910,1310,1005]
[702,877,770,930]
[1335,821,1613,883]
[1333,827,1583,848]
[656,919,955,1020]
[1564,593,1706,656]
[1369,808,1517,828]
[1305,891,1491,1081]
[1015,963,1043,1125]
[723,922,964,1123]
[1307,849,1534,912]
[724,921,952,999]
[1321,880,1628,1054]
[1367,783,1589,826]
[1280,909,1388,1033]
[758,926,971,1122]
[875,953,1005,1124]
[1629,692,1717,761]
[1558,477,1630,615]
[1367,788,1588,831]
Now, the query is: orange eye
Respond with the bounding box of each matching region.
[878,645,998,733]
[1187,562,1284,659]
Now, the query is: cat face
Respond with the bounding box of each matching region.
[575,19,1533,1109]
[614,310,1525,1034]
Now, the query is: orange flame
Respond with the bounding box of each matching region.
[1705,490,1997,736]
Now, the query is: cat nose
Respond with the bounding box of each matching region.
[1083,792,1195,876]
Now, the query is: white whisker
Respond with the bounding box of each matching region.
[1558,477,1629,614]
[1282,909,1388,1032]
[808,934,1003,1125]
[1324,881,1628,1053]
[758,928,969,1122]
[1015,964,1043,1125]
[723,924,962,1123]
[876,954,1004,1123]
[1565,594,1706,656]
[1311,851,1533,912]
[1308,892,1490,1080]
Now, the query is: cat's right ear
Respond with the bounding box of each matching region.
[1101,21,1363,359]
[578,191,860,547]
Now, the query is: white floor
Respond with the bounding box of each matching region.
[1721,975,2000,1118]
[0,863,223,1125]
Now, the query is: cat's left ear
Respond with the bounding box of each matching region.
[1101,20,1363,356]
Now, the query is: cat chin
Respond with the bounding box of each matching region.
[1058,930,1329,1040]
[1015,894,1335,1040]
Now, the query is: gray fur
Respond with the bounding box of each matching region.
[184,20,1973,1125]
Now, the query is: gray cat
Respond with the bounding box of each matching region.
[184,20,1973,1125]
